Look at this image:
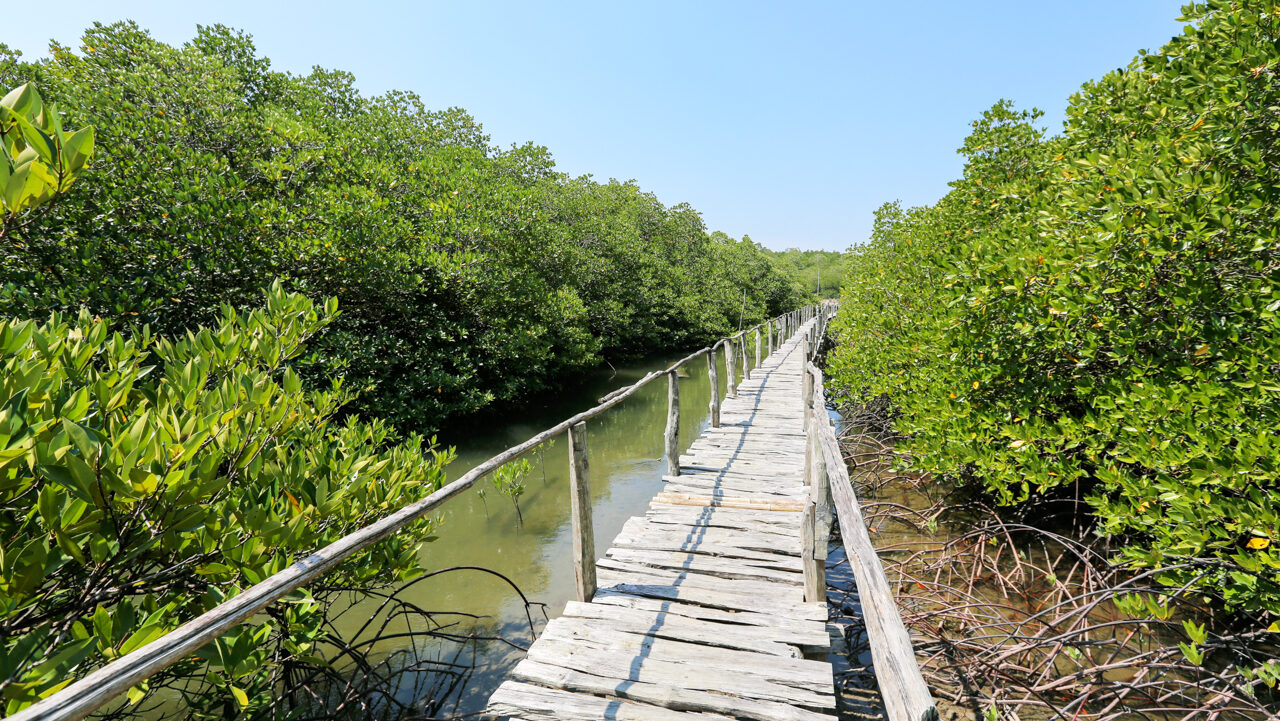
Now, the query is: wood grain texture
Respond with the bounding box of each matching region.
[569,422,596,603]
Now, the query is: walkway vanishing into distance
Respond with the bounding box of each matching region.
[487,322,838,720]
[15,305,934,721]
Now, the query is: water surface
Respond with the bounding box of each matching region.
[330,344,761,716]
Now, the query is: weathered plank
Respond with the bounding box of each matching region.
[559,601,803,657]
[488,681,732,721]
[591,590,829,648]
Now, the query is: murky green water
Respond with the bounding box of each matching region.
[327,343,765,716]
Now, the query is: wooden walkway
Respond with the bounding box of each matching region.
[487,324,835,721]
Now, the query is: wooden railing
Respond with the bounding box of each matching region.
[12,304,825,721]
[803,329,939,721]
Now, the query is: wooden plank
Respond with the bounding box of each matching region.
[614,519,803,558]
[652,492,806,512]
[560,601,803,658]
[661,481,808,501]
[536,618,831,688]
[598,559,805,600]
[591,590,829,648]
[522,638,833,710]
[510,658,832,721]
[645,505,803,533]
[596,572,819,619]
[487,681,731,721]
[600,549,804,586]
[612,530,803,569]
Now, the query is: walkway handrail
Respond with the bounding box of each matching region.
[12,303,823,721]
[805,353,938,721]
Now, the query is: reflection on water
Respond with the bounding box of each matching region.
[328,345,750,716]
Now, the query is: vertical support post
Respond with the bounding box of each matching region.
[808,416,831,594]
[740,336,749,385]
[568,422,596,602]
[706,348,720,428]
[802,356,813,431]
[802,497,821,603]
[725,338,737,398]
[766,321,774,358]
[665,371,680,476]
[754,327,762,371]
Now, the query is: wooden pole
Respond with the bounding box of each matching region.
[801,498,821,603]
[725,338,737,398]
[664,371,680,476]
[766,320,773,358]
[706,349,720,428]
[807,405,830,594]
[740,336,749,384]
[755,327,762,371]
[568,422,596,603]
[801,339,812,430]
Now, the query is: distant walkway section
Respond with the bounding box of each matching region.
[487,322,836,721]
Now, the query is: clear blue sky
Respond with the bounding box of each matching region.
[4,1,1188,251]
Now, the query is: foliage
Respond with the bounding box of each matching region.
[490,458,531,523]
[0,284,449,715]
[766,247,845,298]
[0,82,93,237]
[0,25,808,433]
[828,0,1280,618]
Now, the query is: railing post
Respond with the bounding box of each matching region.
[808,402,831,587]
[568,422,596,602]
[754,327,762,372]
[725,338,737,398]
[766,321,773,359]
[802,497,821,603]
[665,371,680,476]
[740,335,749,384]
[801,342,812,430]
[706,348,720,428]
